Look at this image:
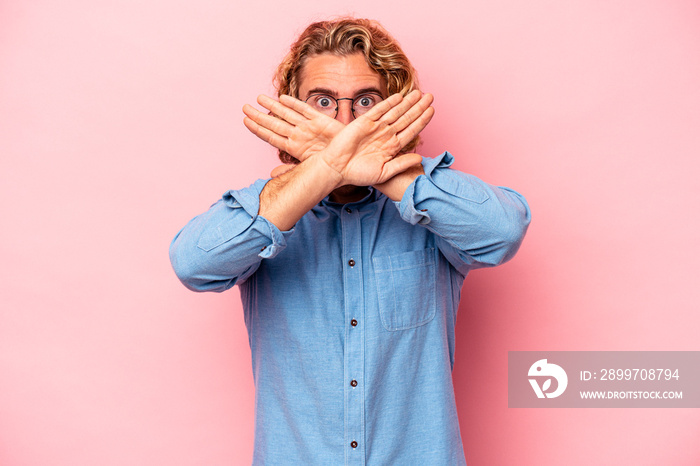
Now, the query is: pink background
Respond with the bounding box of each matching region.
[1,1,699,464]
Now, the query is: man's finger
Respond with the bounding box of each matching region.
[380,90,422,125]
[243,104,294,137]
[391,93,434,133]
[396,106,435,148]
[378,153,424,182]
[243,116,289,152]
[257,95,306,125]
[361,93,403,121]
[279,94,331,121]
[270,164,296,178]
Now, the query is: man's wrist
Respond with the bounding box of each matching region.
[373,163,424,202]
[313,148,346,189]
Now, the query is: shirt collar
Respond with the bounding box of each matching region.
[320,186,378,208]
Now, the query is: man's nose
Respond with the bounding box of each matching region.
[335,100,354,125]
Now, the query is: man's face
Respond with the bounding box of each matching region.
[297,52,388,125]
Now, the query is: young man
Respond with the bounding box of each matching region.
[170,18,530,465]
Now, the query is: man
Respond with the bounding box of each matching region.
[170,18,530,465]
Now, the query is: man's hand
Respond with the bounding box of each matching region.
[245,90,434,188]
[243,95,343,162]
[248,90,434,231]
[318,90,433,187]
[270,164,295,178]
[372,156,426,201]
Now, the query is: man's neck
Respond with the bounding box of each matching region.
[329,185,370,204]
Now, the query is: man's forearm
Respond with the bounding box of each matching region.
[255,92,434,229]
[395,154,531,272]
[373,162,425,202]
[259,154,342,231]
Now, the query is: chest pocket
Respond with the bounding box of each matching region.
[372,248,437,331]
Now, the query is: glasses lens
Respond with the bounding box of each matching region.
[353,93,382,116]
[307,94,337,116]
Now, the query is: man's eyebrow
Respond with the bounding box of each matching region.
[305,87,385,99]
[354,87,385,97]
[306,87,338,98]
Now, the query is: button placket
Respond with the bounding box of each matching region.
[341,205,365,465]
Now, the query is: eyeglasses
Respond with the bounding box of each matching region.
[304,92,384,119]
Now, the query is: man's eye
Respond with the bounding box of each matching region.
[356,94,378,108]
[316,96,333,108]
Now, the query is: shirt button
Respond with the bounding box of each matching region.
[351,319,358,327]
[345,207,352,213]
[350,379,358,387]
[348,259,355,267]
[350,441,358,449]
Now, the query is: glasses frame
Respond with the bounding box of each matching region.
[304,92,384,119]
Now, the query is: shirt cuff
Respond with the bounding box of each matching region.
[221,178,293,259]
[396,151,492,226]
[396,152,454,225]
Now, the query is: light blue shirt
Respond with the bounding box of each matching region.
[170,152,531,465]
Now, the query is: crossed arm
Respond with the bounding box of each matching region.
[241,90,435,231]
[170,90,531,291]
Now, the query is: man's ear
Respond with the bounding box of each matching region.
[270,164,296,178]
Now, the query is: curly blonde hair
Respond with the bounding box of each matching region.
[274,18,421,163]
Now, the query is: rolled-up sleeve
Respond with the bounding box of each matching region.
[169,178,293,292]
[396,152,531,276]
